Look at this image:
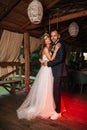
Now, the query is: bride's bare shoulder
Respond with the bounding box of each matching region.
[42,47,49,56]
[43,47,48,52]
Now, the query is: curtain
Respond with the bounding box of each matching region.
[0,30,41,77]
[30,36,41,53]
[0,30,23,77]
[0,30,23,62]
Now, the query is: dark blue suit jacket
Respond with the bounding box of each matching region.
[47,39,66,78]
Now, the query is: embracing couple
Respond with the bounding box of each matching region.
[17,29,66,120]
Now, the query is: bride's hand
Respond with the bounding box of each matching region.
[55,43,61,51]
[39,58,44,64]
[39,58,45,66]
[39,59,47,66]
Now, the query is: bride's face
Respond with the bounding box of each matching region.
[44,36,51,45]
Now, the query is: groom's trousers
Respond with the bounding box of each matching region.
[53,77,62,113]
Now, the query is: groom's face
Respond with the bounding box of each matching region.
[51,31,59,43]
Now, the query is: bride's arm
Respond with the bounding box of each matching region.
[43,44,60,61]
[39,44,61,64]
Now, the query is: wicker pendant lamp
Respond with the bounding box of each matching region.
[27,0,43,24]
[68,22,79,37]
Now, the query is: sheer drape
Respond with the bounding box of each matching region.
[0,30,23,62]
[30,37,41,53]
[0,30,23,77]
[0,30,41,77]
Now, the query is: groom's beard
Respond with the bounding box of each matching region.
[51,39,59,54]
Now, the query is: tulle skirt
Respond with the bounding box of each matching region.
[17,66,55,120]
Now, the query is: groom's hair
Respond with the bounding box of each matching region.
[50,28,60,39]
[50,28,60,35]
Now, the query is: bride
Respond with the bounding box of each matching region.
[17,33,60,120]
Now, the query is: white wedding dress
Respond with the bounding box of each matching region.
[17,54,55,120]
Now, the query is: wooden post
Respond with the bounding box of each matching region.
[18,66,22,90]
[24,32,30,92]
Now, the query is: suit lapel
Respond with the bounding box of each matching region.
[51,39,60,54]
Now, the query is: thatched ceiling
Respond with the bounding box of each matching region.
[0,0,87,50]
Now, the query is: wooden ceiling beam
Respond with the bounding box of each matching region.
[22,23,41,32]
[25,10,87,31]
[46,0,60,10]
[22,0,60,31]
[60,28,68,34]
[0,0,21,21]
[0,24,23,33]
[45,10,87,25]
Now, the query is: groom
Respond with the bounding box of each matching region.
[44,29,66,120]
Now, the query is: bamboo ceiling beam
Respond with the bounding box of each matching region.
[0,0,21,21]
